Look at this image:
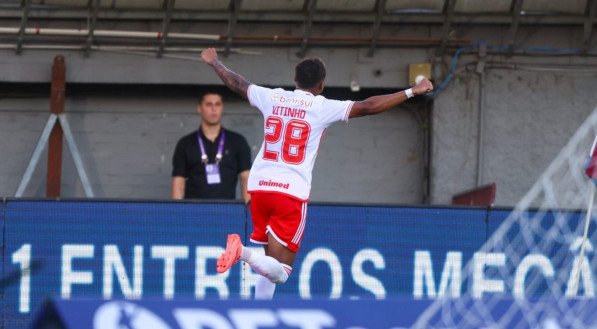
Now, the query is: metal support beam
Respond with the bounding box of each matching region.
[16,55,94,198]
[298,0,317,58]
[15,113,95,198]
[583,0,596,54]
[59,114,95,198]
[15,115,58,197]
[436,0,457,56]
[223,0,241,57]
[508,0,525,55]
[16,112,96,198]
[157,0,175,58]
[15,0,32,54]
[47,55,66,197]
[367,0,387,57]
[84,0,101,57]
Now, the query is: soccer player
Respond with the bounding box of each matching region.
[200,47,433,299]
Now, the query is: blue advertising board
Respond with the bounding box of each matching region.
[275,205,488,298]
[32,298,432,329]
[483,207,589,299]
[1,200,495,328]
[32,297,597,329]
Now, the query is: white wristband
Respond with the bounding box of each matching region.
[405,88,414,99]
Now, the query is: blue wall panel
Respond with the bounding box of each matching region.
[4,201,245,328]
[2,200,497,328]
[485,208,591,298]
[276,205,489,298]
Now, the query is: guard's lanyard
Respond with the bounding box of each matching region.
[197,129,226,164]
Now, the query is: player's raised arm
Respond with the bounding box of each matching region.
[201,48,251,100]
[349,78,433,118]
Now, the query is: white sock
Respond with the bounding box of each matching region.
[241,246,291,284]
[240,245,254,262]
[255,276,276,300]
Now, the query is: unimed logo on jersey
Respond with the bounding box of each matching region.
[259,179,290,189]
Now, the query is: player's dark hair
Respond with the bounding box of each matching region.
[295,58,326,89]
[199,91,223,104]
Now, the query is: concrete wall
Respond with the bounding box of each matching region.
[1,47,428,87]
[2,34,597,206]
[432,64,597,206]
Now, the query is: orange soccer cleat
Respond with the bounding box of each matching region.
[217,234,242,273]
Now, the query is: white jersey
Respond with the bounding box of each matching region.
[247,84,353,201]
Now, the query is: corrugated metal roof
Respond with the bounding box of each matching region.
[174,0,229,11]
[0,0,593,56]
[242,0,304,11]
[20,0,591,13]
[523,0,587,14]
[317,0,376,12]
[386,0,445,13]
[455,0,512,13]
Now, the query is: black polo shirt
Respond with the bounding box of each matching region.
[172,127,252,199]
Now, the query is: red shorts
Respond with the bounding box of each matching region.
[249,192,307,253]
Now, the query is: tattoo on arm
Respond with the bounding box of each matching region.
[211,60,251,100]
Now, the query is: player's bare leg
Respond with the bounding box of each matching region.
[265,233,296,266]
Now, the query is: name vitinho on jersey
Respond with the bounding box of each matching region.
[272,106,307,119]
[271,94,313,107]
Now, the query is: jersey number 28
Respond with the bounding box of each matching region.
[263,116,311,164]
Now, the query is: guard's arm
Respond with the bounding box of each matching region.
[171,176,186,199]
[240,170,250,205]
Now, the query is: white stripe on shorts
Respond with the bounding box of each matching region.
[292,202,307,244]
[266,225,288,247]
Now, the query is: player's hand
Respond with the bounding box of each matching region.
[413,78,434,95]
[201,48,219,65]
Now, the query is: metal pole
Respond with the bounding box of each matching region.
[59,114,95,197]
[15,115,58,197]
[46,55,66,197]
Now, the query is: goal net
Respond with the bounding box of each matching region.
[413,107,597,329]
